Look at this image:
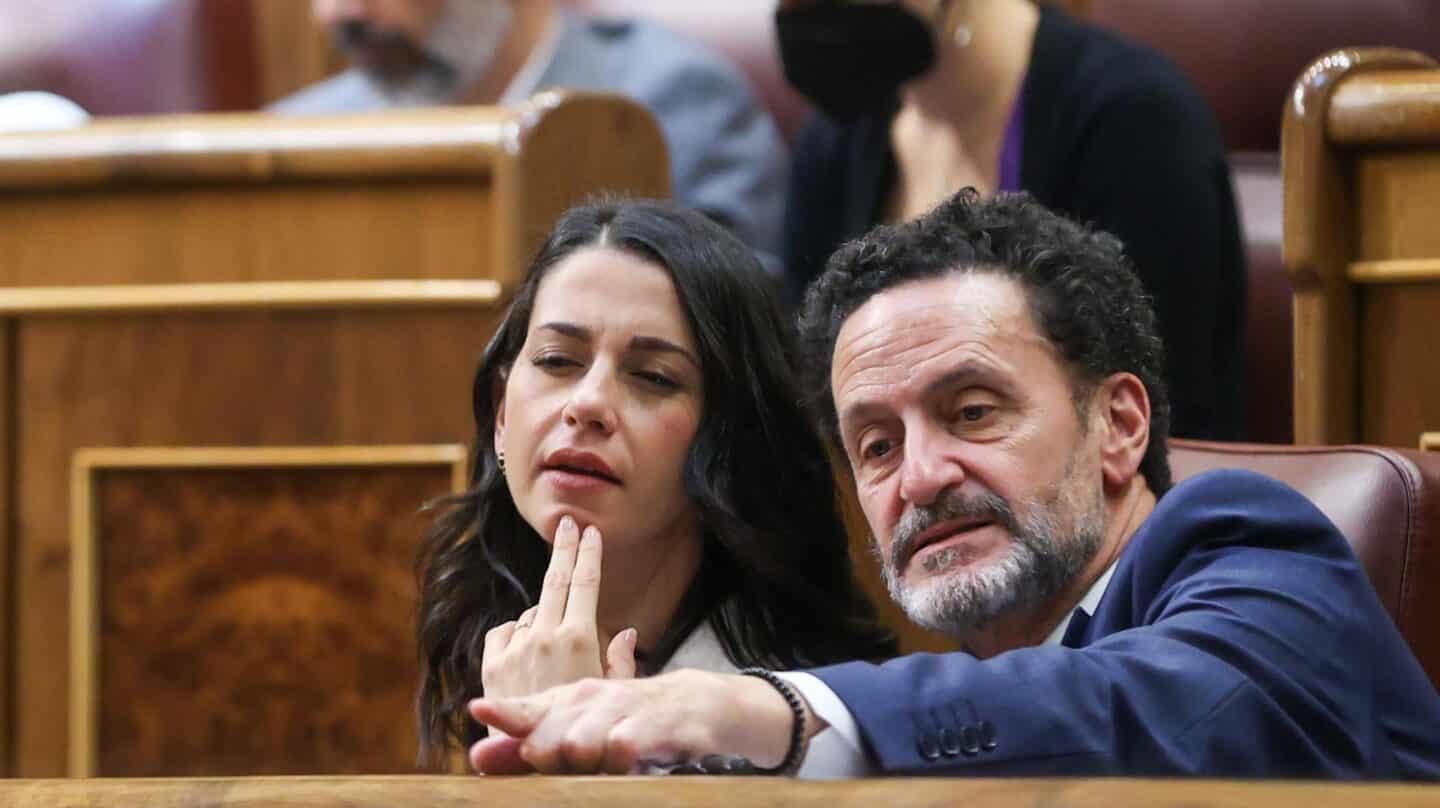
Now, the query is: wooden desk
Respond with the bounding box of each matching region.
[0,94,668,778]
[1,776,1438,808]
[1283,48,1440,446]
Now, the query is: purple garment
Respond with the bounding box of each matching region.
[997,91,1025,193]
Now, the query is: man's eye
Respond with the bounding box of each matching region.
[958,404,994,422]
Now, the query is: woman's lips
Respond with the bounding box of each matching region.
[542,467,622,493]
[541,448,621,484]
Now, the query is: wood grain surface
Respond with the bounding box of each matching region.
[3,776,1440,808]
[0,281,500,316]
[1359,285,1440,447]
[79,461,455,776]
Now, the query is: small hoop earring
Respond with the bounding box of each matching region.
[497,449,506,474]
[938,0,973,48]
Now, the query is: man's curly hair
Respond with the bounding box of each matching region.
[797,188,1173,494]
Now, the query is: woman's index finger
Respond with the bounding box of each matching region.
[563,525,603,625]
[535,515,581,627]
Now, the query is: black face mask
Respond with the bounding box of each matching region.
[776,2,938,121]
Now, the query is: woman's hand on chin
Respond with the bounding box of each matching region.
[481,515,638,731]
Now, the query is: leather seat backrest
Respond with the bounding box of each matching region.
[1088,0,1440,151]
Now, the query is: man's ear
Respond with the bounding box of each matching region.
[1093,372,1151,491]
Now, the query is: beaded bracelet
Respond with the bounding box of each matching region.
[738,667,809,775]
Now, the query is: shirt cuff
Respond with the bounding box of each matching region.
[775,670,872,777]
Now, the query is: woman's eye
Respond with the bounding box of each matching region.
[533,354,578,370]
[861,438,894,461]
[634,370,679,389]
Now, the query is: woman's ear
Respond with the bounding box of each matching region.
[1094,372,1151,492]
[492,371,509,458]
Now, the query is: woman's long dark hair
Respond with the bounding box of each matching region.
[415,198,895,765]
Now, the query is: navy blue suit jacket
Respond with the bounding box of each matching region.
[810,470,1440,778]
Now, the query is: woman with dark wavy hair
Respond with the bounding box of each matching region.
[416,197,894,775]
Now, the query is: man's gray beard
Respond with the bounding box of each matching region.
[351,0,515,106]
[879,477,1104,639]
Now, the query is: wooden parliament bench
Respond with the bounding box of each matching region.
[0,93,668,778]
[1284,47,1440,449]
[2,775,1440,808]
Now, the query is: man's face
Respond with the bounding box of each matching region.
[313,0,448,85]
[830,271,1106,636]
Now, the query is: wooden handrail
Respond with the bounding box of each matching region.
[2,776,1439,808]
[1348,260,1440,283]
[1329,71,1440,146]
[0,280,502,315]
[0,107,514,186]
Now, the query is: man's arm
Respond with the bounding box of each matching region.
[469,669,804,774]
[812,473,1417,777]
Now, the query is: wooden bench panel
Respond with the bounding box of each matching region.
[1283,48,1440,446]
[0,94,668,776]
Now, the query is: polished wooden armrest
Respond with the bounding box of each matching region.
[2,776,1439,808]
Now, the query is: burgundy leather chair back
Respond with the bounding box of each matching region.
[1089,0,1440,152]
[1171,440,1440,688]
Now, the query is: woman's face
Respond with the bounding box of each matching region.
[496,247,705,549]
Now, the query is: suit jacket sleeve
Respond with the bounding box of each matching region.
[808,473,1422,777]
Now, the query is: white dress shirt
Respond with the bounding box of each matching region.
[658,622,857,778]
[778,562,1118,777]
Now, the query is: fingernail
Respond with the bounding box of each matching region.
[560,515,575,531]
[583,525,600,542]
[626,627,638,644]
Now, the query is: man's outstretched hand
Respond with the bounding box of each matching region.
[468,669,808,774]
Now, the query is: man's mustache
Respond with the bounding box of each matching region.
[334,20,411,56]
[889,488,1019,573]
[333,21,454,84]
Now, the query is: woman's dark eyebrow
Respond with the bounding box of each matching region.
[629,336,700,369]
[535,321,590,340]
[535,323,699,369]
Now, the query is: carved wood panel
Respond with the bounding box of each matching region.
[71,447,465,776]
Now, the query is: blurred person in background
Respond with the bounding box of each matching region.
[777,0,1244,441]
[272,0,789,270]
